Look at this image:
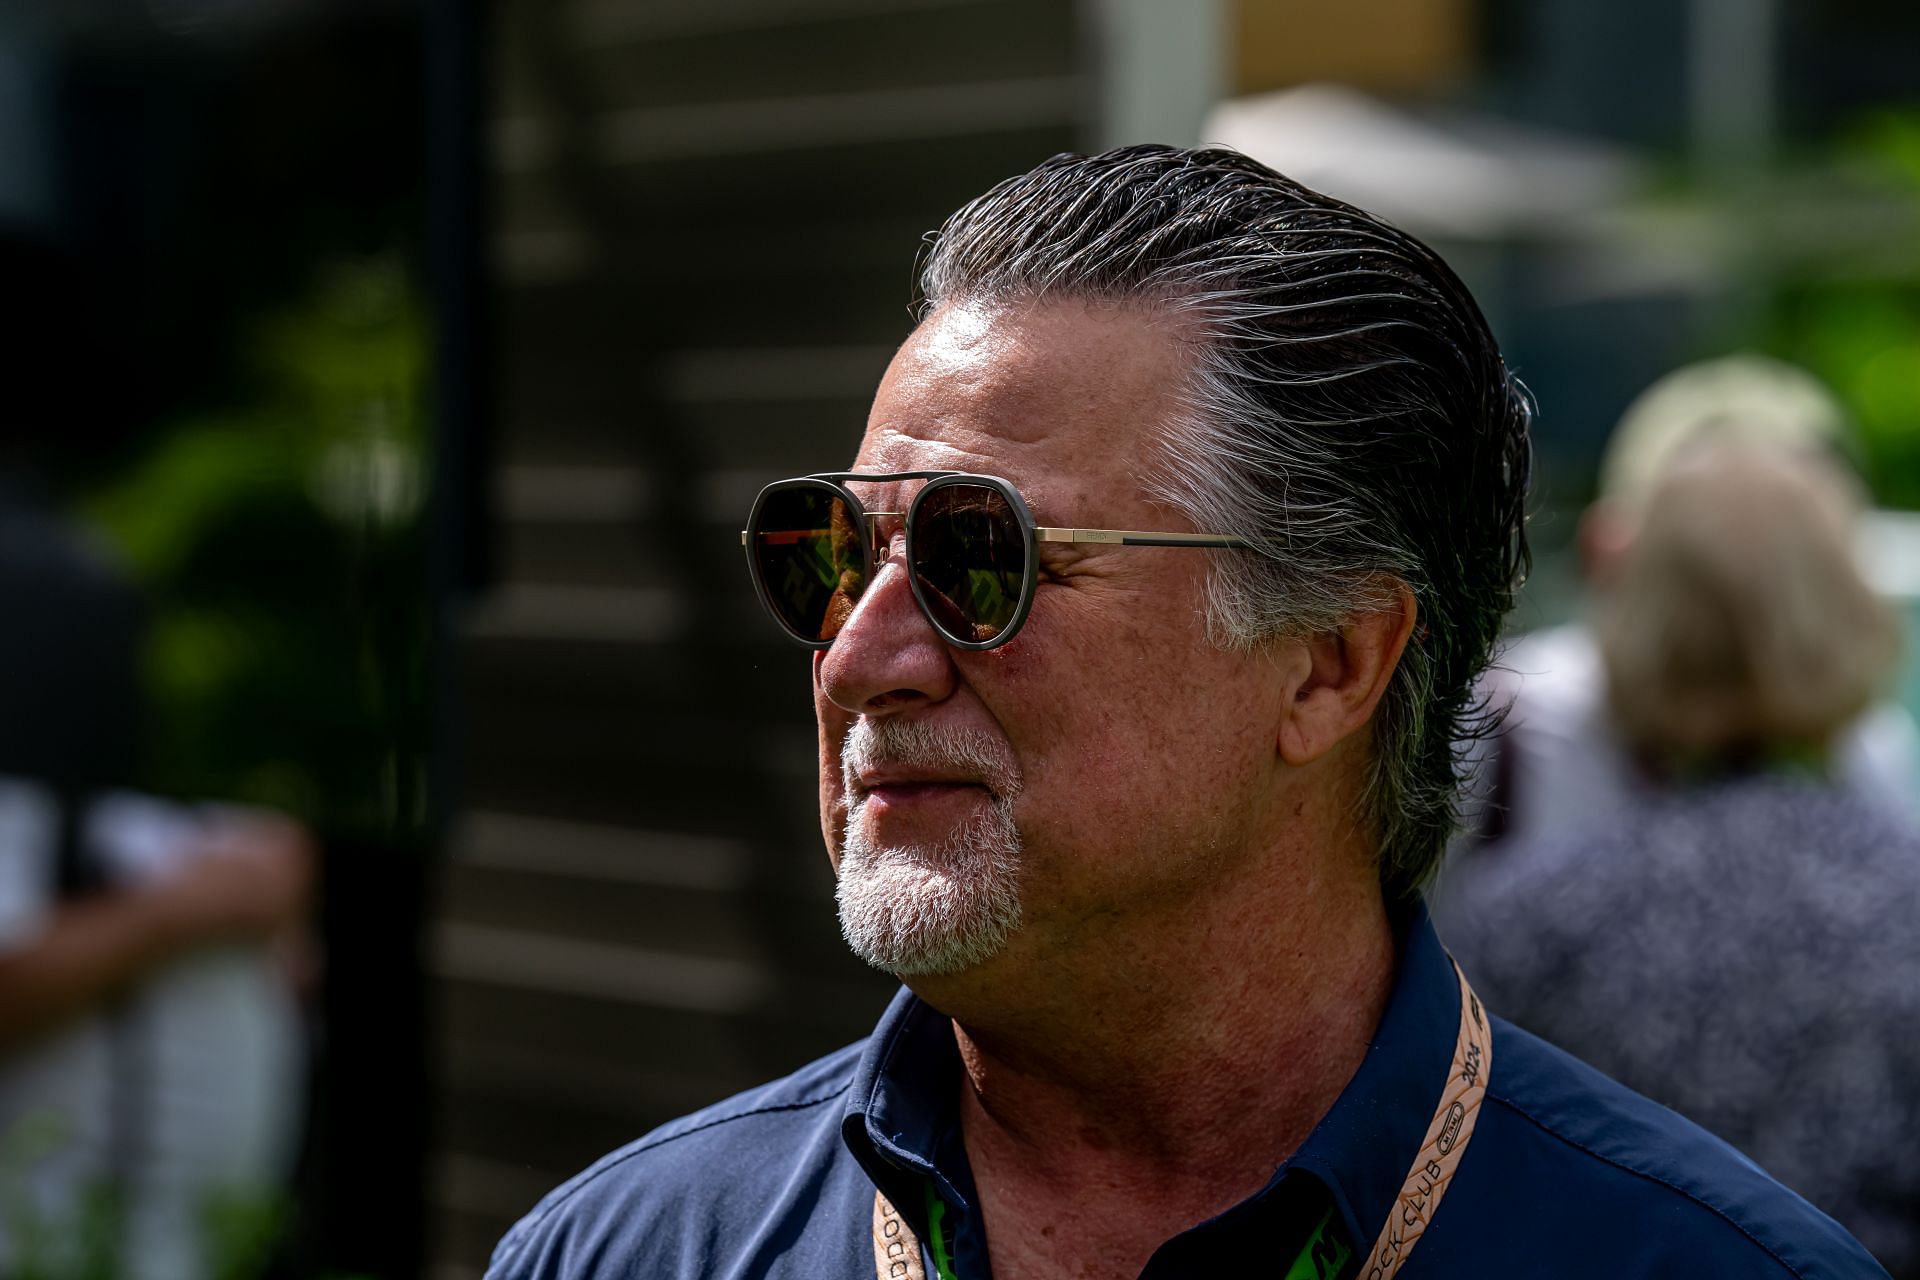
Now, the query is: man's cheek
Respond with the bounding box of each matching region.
[818,753,848,852]
[815,689,852,809]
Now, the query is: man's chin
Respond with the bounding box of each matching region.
[834,842,1023,978]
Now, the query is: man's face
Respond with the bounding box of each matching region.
[816,299,1291,980]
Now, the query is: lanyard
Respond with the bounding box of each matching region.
[1359,959,1490,1279]
[871,961,1492,1280]
[872,1181,942,1280]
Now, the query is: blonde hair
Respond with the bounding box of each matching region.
[1601,354,1848,510]
[1599,447,1902,762]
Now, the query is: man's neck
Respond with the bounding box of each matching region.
[924,853,1396,1279]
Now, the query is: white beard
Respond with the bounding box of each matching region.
[834,720,1025,977]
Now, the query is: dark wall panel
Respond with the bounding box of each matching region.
[429,2,1088,1272]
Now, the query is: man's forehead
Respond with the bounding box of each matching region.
[857,299,1189,481]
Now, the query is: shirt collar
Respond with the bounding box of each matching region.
[842,985,974,1210]
[841,902,1462,1256]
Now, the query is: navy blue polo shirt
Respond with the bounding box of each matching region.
[487,906,1887,1278]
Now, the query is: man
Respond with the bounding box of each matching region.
[489,147,1885,1278]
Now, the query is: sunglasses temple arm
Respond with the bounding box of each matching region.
[1034,527,1252,549]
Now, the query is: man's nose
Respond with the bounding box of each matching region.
[817,548,957,715]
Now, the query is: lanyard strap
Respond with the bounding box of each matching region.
[873,1184,930,1280]
[871,963,1492,1280]
[1361,960,1491,1280]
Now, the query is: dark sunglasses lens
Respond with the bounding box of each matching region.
[749,486,866,642]
[911,483,1026,643]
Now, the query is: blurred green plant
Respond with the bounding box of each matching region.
[1773,284,1920,508]
[1,1113,118,1280]
[1751,110,1920,510]
[84,255,433,842]
[0,1105,292,1280]
[202,1187,289,1280]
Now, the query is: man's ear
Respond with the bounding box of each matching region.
[1276,584,1418,768]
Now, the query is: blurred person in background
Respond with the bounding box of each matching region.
[1443,354,1920,857]
[0,232,312,1280]
[488,147,1885,1280]
[1446,446,1920,1276]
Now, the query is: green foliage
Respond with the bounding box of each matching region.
[202,1188,289,1280]
[0,1107,293,1279]
[83,256,433,840]
[1750,110,1920,510]
[1,1113,120,1280]
[1772,284,1920,508]
[1847,110,1920,188]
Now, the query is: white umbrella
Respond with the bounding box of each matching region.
[1202,83,1640,241]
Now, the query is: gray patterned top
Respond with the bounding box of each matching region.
[1439,772,1920,1278]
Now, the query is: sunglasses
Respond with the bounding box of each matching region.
[741,471,1252,651]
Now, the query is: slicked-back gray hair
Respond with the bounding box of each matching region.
[918,145,1532,901]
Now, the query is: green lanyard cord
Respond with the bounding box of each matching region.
[1281,1205,1356,1280]
[923,1181,961,1280]
[917,1183,1351,1280]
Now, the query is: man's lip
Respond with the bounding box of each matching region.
[855,779,993,815]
